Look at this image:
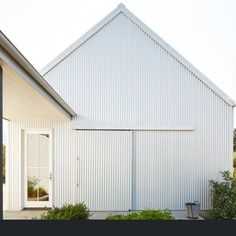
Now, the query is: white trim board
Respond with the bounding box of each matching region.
[71,123,195,131]
[40,4,235,107]
[0,50,73,120]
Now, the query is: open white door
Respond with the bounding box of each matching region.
[24,129,52,208]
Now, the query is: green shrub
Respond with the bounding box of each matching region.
[233,153,236,168]
[106,209,175,220]
[234,129,236,152]
[40,203,91,220]
[234,153,236,179]
[209,171,236,219]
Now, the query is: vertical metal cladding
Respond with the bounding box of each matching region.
[8,120,77,210]
[6,13,232,211]
[134,130,202,210]
[43,13,233,209]
[43,13,232,129]
[77,130,132,211]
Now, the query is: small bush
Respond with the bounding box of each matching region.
[40,203,91,220]
[209,171,236,219]
[106,209,175,220]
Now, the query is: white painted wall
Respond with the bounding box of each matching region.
[133,130,230,210]
[7,10,234,211]
[75,128,232,211]
[44,12,234,210]
[43,13,233,128]
[77,130,132,211]
[7,120,77,210]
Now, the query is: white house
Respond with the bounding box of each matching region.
[2,4,235,212]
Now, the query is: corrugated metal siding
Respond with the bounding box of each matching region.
[7,12,234,210]
[77,130,132,211]
[7,115,233,211]
[8,120,77,210]
[42,13,234,210]
[44,13,232,127]
[134,131,207,210]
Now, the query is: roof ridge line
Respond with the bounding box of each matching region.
[117,3,126,9]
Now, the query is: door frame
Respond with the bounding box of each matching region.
[23,128,53,208]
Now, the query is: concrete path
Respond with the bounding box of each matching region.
[90,211,203,220]
[3,210,203,220]
[3,210,47,220]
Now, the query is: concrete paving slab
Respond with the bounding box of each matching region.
[3,210,47,220]
[90,210,203,220]
[3,210,204,220]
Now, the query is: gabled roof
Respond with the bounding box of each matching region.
[41,3,235,107]
[0,30,77,117]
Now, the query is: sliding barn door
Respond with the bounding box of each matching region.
[133,130,193,210]
[77,130,132,211]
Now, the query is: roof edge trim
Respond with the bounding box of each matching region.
[121,7,235,107]
[0,30,77,117]
[40,5,123,75]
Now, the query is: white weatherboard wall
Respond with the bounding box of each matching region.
[8,120,77,210]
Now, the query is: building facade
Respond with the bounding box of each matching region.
[4,4,235,211]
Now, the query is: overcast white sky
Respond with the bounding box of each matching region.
[0,0,235,126]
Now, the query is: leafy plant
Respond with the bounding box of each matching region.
[234,129,236,152]
[209,170,236,219]
[234,154,236,168]
[234,152,236,179]
[106,209,175,220]
[40,203,91,220]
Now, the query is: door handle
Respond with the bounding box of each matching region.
[49,172,52,180]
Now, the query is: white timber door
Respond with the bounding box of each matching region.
[24,129,52,208]
[77,130,132,211]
